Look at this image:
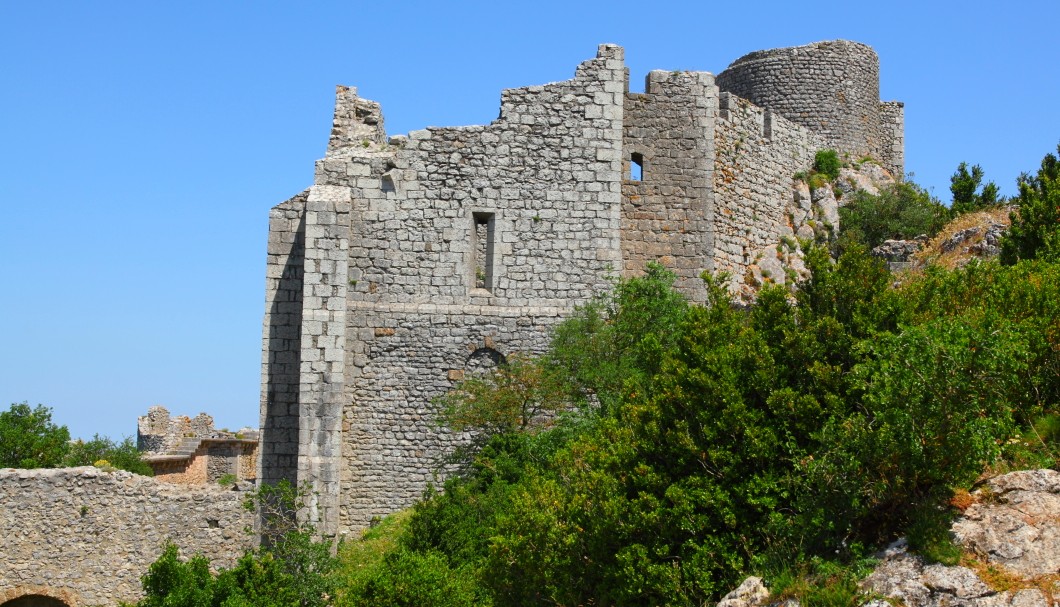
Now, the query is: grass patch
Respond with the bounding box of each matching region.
[764,558,878,607]
[961,554,1060,603]
[335,508,413,579]
[906,499,963,566]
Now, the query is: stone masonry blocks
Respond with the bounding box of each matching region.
[260,40,902,535]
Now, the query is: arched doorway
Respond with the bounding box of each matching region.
[1,596,70,607]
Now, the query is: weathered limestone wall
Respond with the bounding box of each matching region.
[716,40,897,170]
[878,100,905,177]
[621,69,716,303]
[333,44,626,533]
[712,92,827,283]
[259,191,307,488]
[0,467,253,607]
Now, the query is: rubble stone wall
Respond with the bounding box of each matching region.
[711,93,827,283]
[0,467,253,607]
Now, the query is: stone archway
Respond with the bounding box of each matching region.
[1,596,70,607]
[466,346,506,376]
[0,587,78,607]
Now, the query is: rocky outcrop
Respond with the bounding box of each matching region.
[717,576,771,607]
[952,470,1060,579]
[872,236,929,263]
[940,219,1008,259]
[718,470,1060,607]
[740,162,897,300]
[902,208,1013,271]
[863,470,1060,607]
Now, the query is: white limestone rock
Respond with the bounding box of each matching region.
[952,469,1060,579]
[862,470,1060,607]
[717,576,770,607]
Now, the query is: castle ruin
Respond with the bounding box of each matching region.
[259,40,904,537]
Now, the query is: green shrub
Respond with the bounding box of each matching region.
[807,172,831,190]
[814,149,842,181]
[338,548,485,607]
[837,180,950,250]
[64,435,153,476]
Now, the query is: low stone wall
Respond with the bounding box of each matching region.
[0,467,254,606]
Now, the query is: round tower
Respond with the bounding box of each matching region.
[716,40,881,161]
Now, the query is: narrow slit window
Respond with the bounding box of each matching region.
[472,212,496,292]
[629,152,644,181]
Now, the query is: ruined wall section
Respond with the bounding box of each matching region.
[0,467,253,606]
[621,70,716,303]
[308,44,627,532]
[712,92,826,286]
[259,190,307,488]
[716,40,883,165]
[878,100,905,177]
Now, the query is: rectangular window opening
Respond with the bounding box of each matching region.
[472,212,496,293]
[629,152,644,181]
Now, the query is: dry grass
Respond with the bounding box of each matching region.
[912,207,1012,270]
[960,553,1060,604]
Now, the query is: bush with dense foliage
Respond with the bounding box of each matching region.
[337,243,1058,606]
[63,434,154,476]
[813,149,842,181]
[837,180,950,250]
[1001,144,1060,263]
[0,402,71,468]
[0,402,151,475]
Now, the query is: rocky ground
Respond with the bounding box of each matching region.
[719,469,1060,607]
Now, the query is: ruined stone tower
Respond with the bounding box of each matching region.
[260,40,903,536]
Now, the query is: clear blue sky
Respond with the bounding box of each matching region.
[2,1,1058,441]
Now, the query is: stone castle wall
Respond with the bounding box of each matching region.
[621,69,716,303]
[259,190,307,490]
[0,467,253,606]
[711,93,828,281]
[715,40,899,171]
[260,40,904,536]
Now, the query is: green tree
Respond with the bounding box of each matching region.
[950,161,1000,214]
[837,180,950,251]
[548,262,689,412]
[0,403,70,468]
[1000,144,1060,263]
